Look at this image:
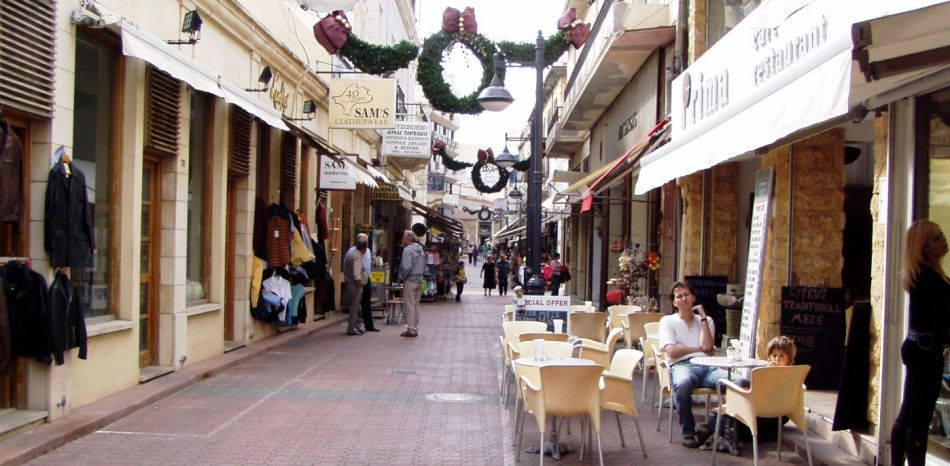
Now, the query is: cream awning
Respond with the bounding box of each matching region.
[119,20,222,98]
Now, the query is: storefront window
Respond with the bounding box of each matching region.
[924,86,950,459]
[706,0,761,47]
[186,93,209,303]
[72,30,116,319]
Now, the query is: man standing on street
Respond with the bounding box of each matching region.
[399,230,425,337]
[345,233,379,332]
[343,239,368,335]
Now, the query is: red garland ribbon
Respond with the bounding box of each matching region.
[313,10,351,54]
[441,7,478,35]
[476,147,494,163]
[557,8,591,48]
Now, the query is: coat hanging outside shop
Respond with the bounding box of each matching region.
[0,261,51,365]
[0,119,23,229]
[49,270,88,365]
[44,160,96,268]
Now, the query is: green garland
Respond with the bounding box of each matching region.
[471,161,508,194]
[338,36,418,75]
[512,159,530,172]
[497,31,570,67]
[417,31,501,115]
[433,145,474,171]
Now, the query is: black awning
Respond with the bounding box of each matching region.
[411,201,464,237]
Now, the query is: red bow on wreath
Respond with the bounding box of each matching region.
[557,8,591,48]
[432,140,446,154]
[477,147,494,163]
[313,10,352,54]
[442,7,478,35]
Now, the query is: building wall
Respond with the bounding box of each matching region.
[868,111,889,425]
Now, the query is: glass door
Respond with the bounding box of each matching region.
[139,160,159,367]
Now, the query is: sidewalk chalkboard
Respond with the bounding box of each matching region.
[780,286,846,390]
[685,275,728,346]
[515,296,571,333]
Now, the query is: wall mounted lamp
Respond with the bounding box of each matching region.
[245,66,273,93]
[284,100,317,121]
[167,10,203,46]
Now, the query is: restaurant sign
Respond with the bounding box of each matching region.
[372,183,402,202]
[329,78,396,129]
[516,296,571,333]
[382,121,432,157]
[319,155,356,191]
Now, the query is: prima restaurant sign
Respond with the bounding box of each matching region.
[329,78,396,129]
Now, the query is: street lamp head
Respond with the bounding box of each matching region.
[477,53,514,112]
[494,144,520,169]
[508,185,524,200]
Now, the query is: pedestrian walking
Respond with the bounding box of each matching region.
[495,254,510,296]
[344,233,379,332]
[398,230,425,338]
[891,220,950,466]
[480,255,496,296]
[549,253,563,296]
[454,260,466,302]
[342,240,368,335]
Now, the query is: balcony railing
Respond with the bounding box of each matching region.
[547,107,560,134]
[563,0,618,100]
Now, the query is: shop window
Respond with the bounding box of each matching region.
[280,133,297,208]
[144,66,181,158]
[72,29,117,318]
[706,0,761,47]
[186,93,211,303]
[228,107,252,177]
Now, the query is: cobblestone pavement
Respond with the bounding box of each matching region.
[27,262,807,465]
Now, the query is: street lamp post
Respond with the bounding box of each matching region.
[478,31,547,295]
[524,31,546,296]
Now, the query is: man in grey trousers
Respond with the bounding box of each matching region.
[398,230,425,337]
[343,239,368,335]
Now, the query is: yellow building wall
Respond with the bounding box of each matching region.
[65,330,139,410]
[187,312,225,364]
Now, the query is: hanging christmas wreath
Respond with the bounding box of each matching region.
[311,7,591,115]
[432,141,473,171]
[472,160,508,194]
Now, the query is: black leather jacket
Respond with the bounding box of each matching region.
[0,261,51,364]
[44,161,96,268]
[49,271,87,365]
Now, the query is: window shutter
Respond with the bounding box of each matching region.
[280,133,297,207]
[228,107,252,177]
[145,66,181,158]
[0,0,56,118]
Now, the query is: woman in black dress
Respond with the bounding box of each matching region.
[891,220,950,466]
[480,256,496,296]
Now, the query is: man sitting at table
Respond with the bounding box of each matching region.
[659,280,734,448]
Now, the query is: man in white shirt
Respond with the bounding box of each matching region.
[659,280,732,448]
[345,233,379,332]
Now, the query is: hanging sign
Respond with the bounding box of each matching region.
[738,167,774,359]
[319,155,356,191]
[382,121,432,157]
[372,183,401,201]
[329,78,396,129]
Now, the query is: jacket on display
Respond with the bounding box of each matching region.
[45,161,96,268]
[0,120,23,227]
[0,281,11,376]
[0,261,51,365]
[49,271,88,365]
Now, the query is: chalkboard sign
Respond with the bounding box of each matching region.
[516,296,571,333]
[517,310,569,333]
[780,286,846,390]
[685,275,728,347]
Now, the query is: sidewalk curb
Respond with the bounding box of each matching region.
[0,313,348,466]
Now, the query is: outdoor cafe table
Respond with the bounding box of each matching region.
[514,357,597,460]
[691,356,768,455]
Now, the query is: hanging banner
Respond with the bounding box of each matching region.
[738,167,774,359]
[328,78,396,129]
[382,121,432,157]
[371,183,401,202]
[319,155,356,191]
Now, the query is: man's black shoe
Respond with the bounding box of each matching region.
[682,435,701,448]
[364,327,380,332]
[695,425,713,446]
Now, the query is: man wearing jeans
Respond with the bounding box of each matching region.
[398,230,425,338]
[659,281,732,448]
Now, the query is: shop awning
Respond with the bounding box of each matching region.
[552,170,589,184]
[491,219,526,241]
[411,201,464,237]
[119,20,222,98]
[342,157,378,188]
[285,121,337,155]
[218,79,289,131]
[578,120,669,211]
[635,0,950,195]
[366,165,392,184]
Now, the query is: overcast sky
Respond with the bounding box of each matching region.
[416,0,565,161]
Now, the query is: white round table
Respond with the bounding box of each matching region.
[514,357,594,368]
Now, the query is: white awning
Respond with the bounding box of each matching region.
[366,165,392,184]
[218,79,289,131]
[119,20,222,98]
[635,0,949,195]
[343,157,378,188]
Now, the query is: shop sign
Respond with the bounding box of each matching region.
[319,155,355,190]
[382,121,432,157]
[780,286,846,390]
[516,295,571,333]
[370,271,387,284]
[329,78,396,129]
[738,167,774,359]
[372,183,401,202]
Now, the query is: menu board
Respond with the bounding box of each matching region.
[780,286,846,390]
[685,275,728,346]
[516,295,571,333]
[739,167,774,359]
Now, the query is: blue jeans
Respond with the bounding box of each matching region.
[670,360,731,437]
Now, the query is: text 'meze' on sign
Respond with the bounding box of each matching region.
[517,296,571,333]
[329,78,396,129]
[382,121,432,158]
[738,167,774,359]
[319,155,356,191]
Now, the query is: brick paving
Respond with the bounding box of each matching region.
[24,261,811,465]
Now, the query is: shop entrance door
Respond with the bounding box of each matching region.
[224,179,236,343]
[138,160,160,367]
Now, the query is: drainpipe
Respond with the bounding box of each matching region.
[673,0,689,78]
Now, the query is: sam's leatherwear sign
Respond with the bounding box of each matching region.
[329,79,396,129]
